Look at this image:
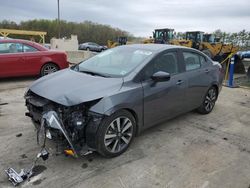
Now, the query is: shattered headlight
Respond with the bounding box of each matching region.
[88,111,104,123]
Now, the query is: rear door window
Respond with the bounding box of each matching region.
[183,51,201,71]
[23,44,38,52]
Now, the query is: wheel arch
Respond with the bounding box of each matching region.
[211,83,219,97]
[102,107,140,135]
[122,108,140,136]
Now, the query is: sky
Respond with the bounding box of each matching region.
[0,0,250,37]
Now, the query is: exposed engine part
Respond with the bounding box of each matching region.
[25,91,103,155]
[41,111,78,157]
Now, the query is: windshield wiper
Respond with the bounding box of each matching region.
[79,70,110,78]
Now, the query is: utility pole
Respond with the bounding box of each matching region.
[57,0,61,38]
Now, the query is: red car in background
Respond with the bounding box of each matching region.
[0,39,69,78]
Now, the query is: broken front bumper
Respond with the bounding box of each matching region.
[39,110,79,157]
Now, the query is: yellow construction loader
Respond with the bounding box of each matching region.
[107,36,128,48]
[145,28,243,73]
[143,28,175,44]
[170,31,239,61]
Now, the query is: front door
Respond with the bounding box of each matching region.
[141,50,187,128]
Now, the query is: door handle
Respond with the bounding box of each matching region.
[205,69,210,73]
[176,80,184,85]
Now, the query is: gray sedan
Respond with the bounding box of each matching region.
[25,44,223,158]
[78,42,107,52]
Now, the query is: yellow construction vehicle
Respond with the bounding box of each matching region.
[170,31,219,58]
[143,28,175,44]
[143,36,154,44]
[203,33,239,59]
[107,36,128,48]
[145,28,239,64]
[170,31,239,62]
[145,28,243,74]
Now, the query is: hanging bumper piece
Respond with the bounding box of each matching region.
[5,148,49,186]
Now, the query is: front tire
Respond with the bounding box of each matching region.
[97,110,136,158]
[197,86,218,114]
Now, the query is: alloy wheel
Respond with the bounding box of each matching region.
[204,88,217,112]
[43,64,58,75]
[104,116,133,153]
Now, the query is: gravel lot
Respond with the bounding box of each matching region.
[0,77,250,188]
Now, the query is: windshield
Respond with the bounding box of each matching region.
[74,46,153,77]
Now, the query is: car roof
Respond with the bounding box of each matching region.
[0,39,34,44]
[122,44,189,52]
[0,39,48,51]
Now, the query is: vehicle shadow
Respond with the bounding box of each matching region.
[0,76,38,91]
[0,76,38,83]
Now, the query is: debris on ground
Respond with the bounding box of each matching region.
[16,133,22,137]
[5,148,49,186]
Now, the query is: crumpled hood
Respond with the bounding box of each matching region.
[29,69,123,106]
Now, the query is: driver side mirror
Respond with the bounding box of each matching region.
[151,71,170,82]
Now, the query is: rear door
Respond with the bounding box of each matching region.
[92,43,99,51]
[0,42,26,77]
[89,43,97,51]
[180,50,212,110]
[141,50,188,128]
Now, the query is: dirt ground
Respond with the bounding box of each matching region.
[0,77,250,188]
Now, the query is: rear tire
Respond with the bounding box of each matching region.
[40,63,59,77]
[97,110,136,158]
[197,86,218,114]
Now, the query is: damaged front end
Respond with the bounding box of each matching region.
[25,90,103,157]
